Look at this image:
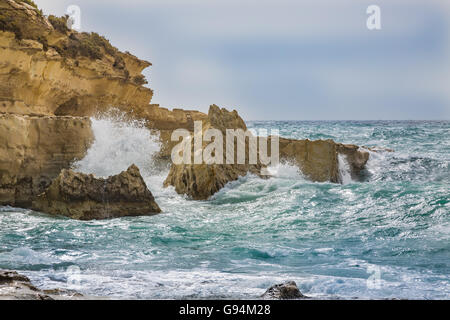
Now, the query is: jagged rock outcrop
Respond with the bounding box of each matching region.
[278,138,340,182]
[0,113,93,207]
[262,281,306,300]
[0,270,84,300]
[164,105,370,199]
[32,164,161,220]
[164,105,264,200]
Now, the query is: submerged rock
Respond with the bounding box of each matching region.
[32,164,161,220]
[0,270,83,300]
[262,281,306,300]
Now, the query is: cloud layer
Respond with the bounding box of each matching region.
[35,0,450,120]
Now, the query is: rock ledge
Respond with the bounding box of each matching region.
[0,270,83,300]
[32,164,161,220]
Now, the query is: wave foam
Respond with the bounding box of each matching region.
[338,154,352,184]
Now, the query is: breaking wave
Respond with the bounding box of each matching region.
[73,111,162,179]
[1,120,449,299]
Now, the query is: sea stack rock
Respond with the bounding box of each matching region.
[32,165,161,220]
[276,138,370,183]
[163,105,264,200]
[262,281,306,300]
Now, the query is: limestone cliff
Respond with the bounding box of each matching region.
[0,0,157,209]
[0,0,152,116]
[0,114,93,207]
[0,0,206,157]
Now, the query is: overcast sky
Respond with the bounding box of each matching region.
[34,0,450,120]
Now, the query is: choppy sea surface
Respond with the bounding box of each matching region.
[0,117,449,299]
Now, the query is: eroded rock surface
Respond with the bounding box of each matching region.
[0,270,83,300]
[277,138,369,183]
[0,0,152,116]
[164,105,370,199]
[0,114,93,207]
[32,164,161,220]
[336,143,370,179]
[262,281,306,300]
[163,105,264,200]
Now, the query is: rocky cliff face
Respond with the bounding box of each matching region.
[32,164,161,220]
[0,0,161,211]
[0,0,207,161]
[0,114,93,207]
[0,0,152,116]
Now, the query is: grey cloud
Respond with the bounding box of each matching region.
[34,0,450,119]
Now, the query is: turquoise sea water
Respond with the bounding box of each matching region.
[0,118,449,299]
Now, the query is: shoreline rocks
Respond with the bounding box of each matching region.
[262,281,307,300]
[277,138,370,183]
[0,270,84,300]
[32,164,161,220]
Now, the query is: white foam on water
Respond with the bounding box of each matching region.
[266,162,304,179]
[73,111,162,180]
[0,247,56,267]
[338,154,352,185]
[71,110,183,203]
[363,147,389,181]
